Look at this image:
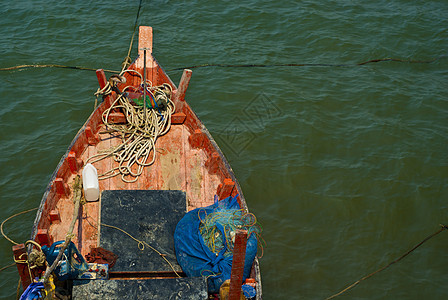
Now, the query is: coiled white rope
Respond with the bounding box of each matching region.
[87,69,175,183]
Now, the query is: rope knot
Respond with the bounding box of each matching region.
[65,233,75,241]
[28,250,46,268]
[138,241,145,251]
[94,81,113,97]
[122,56,132,70]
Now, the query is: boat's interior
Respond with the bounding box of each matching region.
[34,26,243,254]
[25,26,261,299]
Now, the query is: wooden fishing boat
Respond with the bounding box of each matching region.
[14,26,262,299]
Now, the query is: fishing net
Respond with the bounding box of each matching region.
[199,208,261,258]
[174,195,261,293]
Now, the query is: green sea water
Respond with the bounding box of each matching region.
[1,1,447,299]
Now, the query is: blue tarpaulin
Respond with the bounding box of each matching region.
[174,196,258,293]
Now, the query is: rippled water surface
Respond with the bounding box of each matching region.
[1,1,447,299]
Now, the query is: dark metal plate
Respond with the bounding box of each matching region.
[100,190,186,272]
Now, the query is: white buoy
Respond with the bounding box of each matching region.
[82,163,100,202]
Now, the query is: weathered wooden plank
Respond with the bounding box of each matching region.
[229,230,248,300]
[13,244,32,290]
[171,112,186,125]
[109,133,127,190]
[173,69,192,102]
[136,26,155,71]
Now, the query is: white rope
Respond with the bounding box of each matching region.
[87,69,175,183]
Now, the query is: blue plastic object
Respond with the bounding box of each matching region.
[242,284,257,299]
[42,241,88,280]
[174,195,258,293]
[19,282,44,300]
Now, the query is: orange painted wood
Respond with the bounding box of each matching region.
[95,68,117,109]
[182,104,204,135]
[54,177,70,198]
[66,151,83,174]
[49,209,61,223]
[66,151,78,174]
[55,156,73,185]
[36,229,51,246]
[96,69,108,90]
[174,69,192,102]
[187,152,205,207]
[79,203,100,257]
[77,158,84,172]
[127,65,141,87]
[138,26,153,57]
[13,244,32,290]
[107,111,127,124]
[92,126,112,192]
[188,129,206,148]
[137,26,154,71]
[85,125,100,145]
[38,190,56,232]
[206,152,221,174]
[107,110,186,125]
[70,131,88,161]
[229,229,248,300]
[218,178,235,200]
[155,125,184,190]
[89,107,103,134]
[171,112,186,125]
[155,66,176,92]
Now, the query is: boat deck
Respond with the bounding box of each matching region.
[48,122,222,257]
[28,26,261,299]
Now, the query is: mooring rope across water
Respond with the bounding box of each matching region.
[325,224,448,299]
[0,64,119,73]
[121,0,144,72]
[1,55,445,73]
[1,207,38,245]
[165,56,446,71]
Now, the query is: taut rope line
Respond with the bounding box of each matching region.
[0,64,119,73]
[0,263,15,273]
[165,56,446,71]
[1,55,445,73]
[121,0,144,72]
[325,224,448,299]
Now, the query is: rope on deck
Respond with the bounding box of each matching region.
[101,223,181,277]
[81,209,181,277]
[87,69,175,183]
